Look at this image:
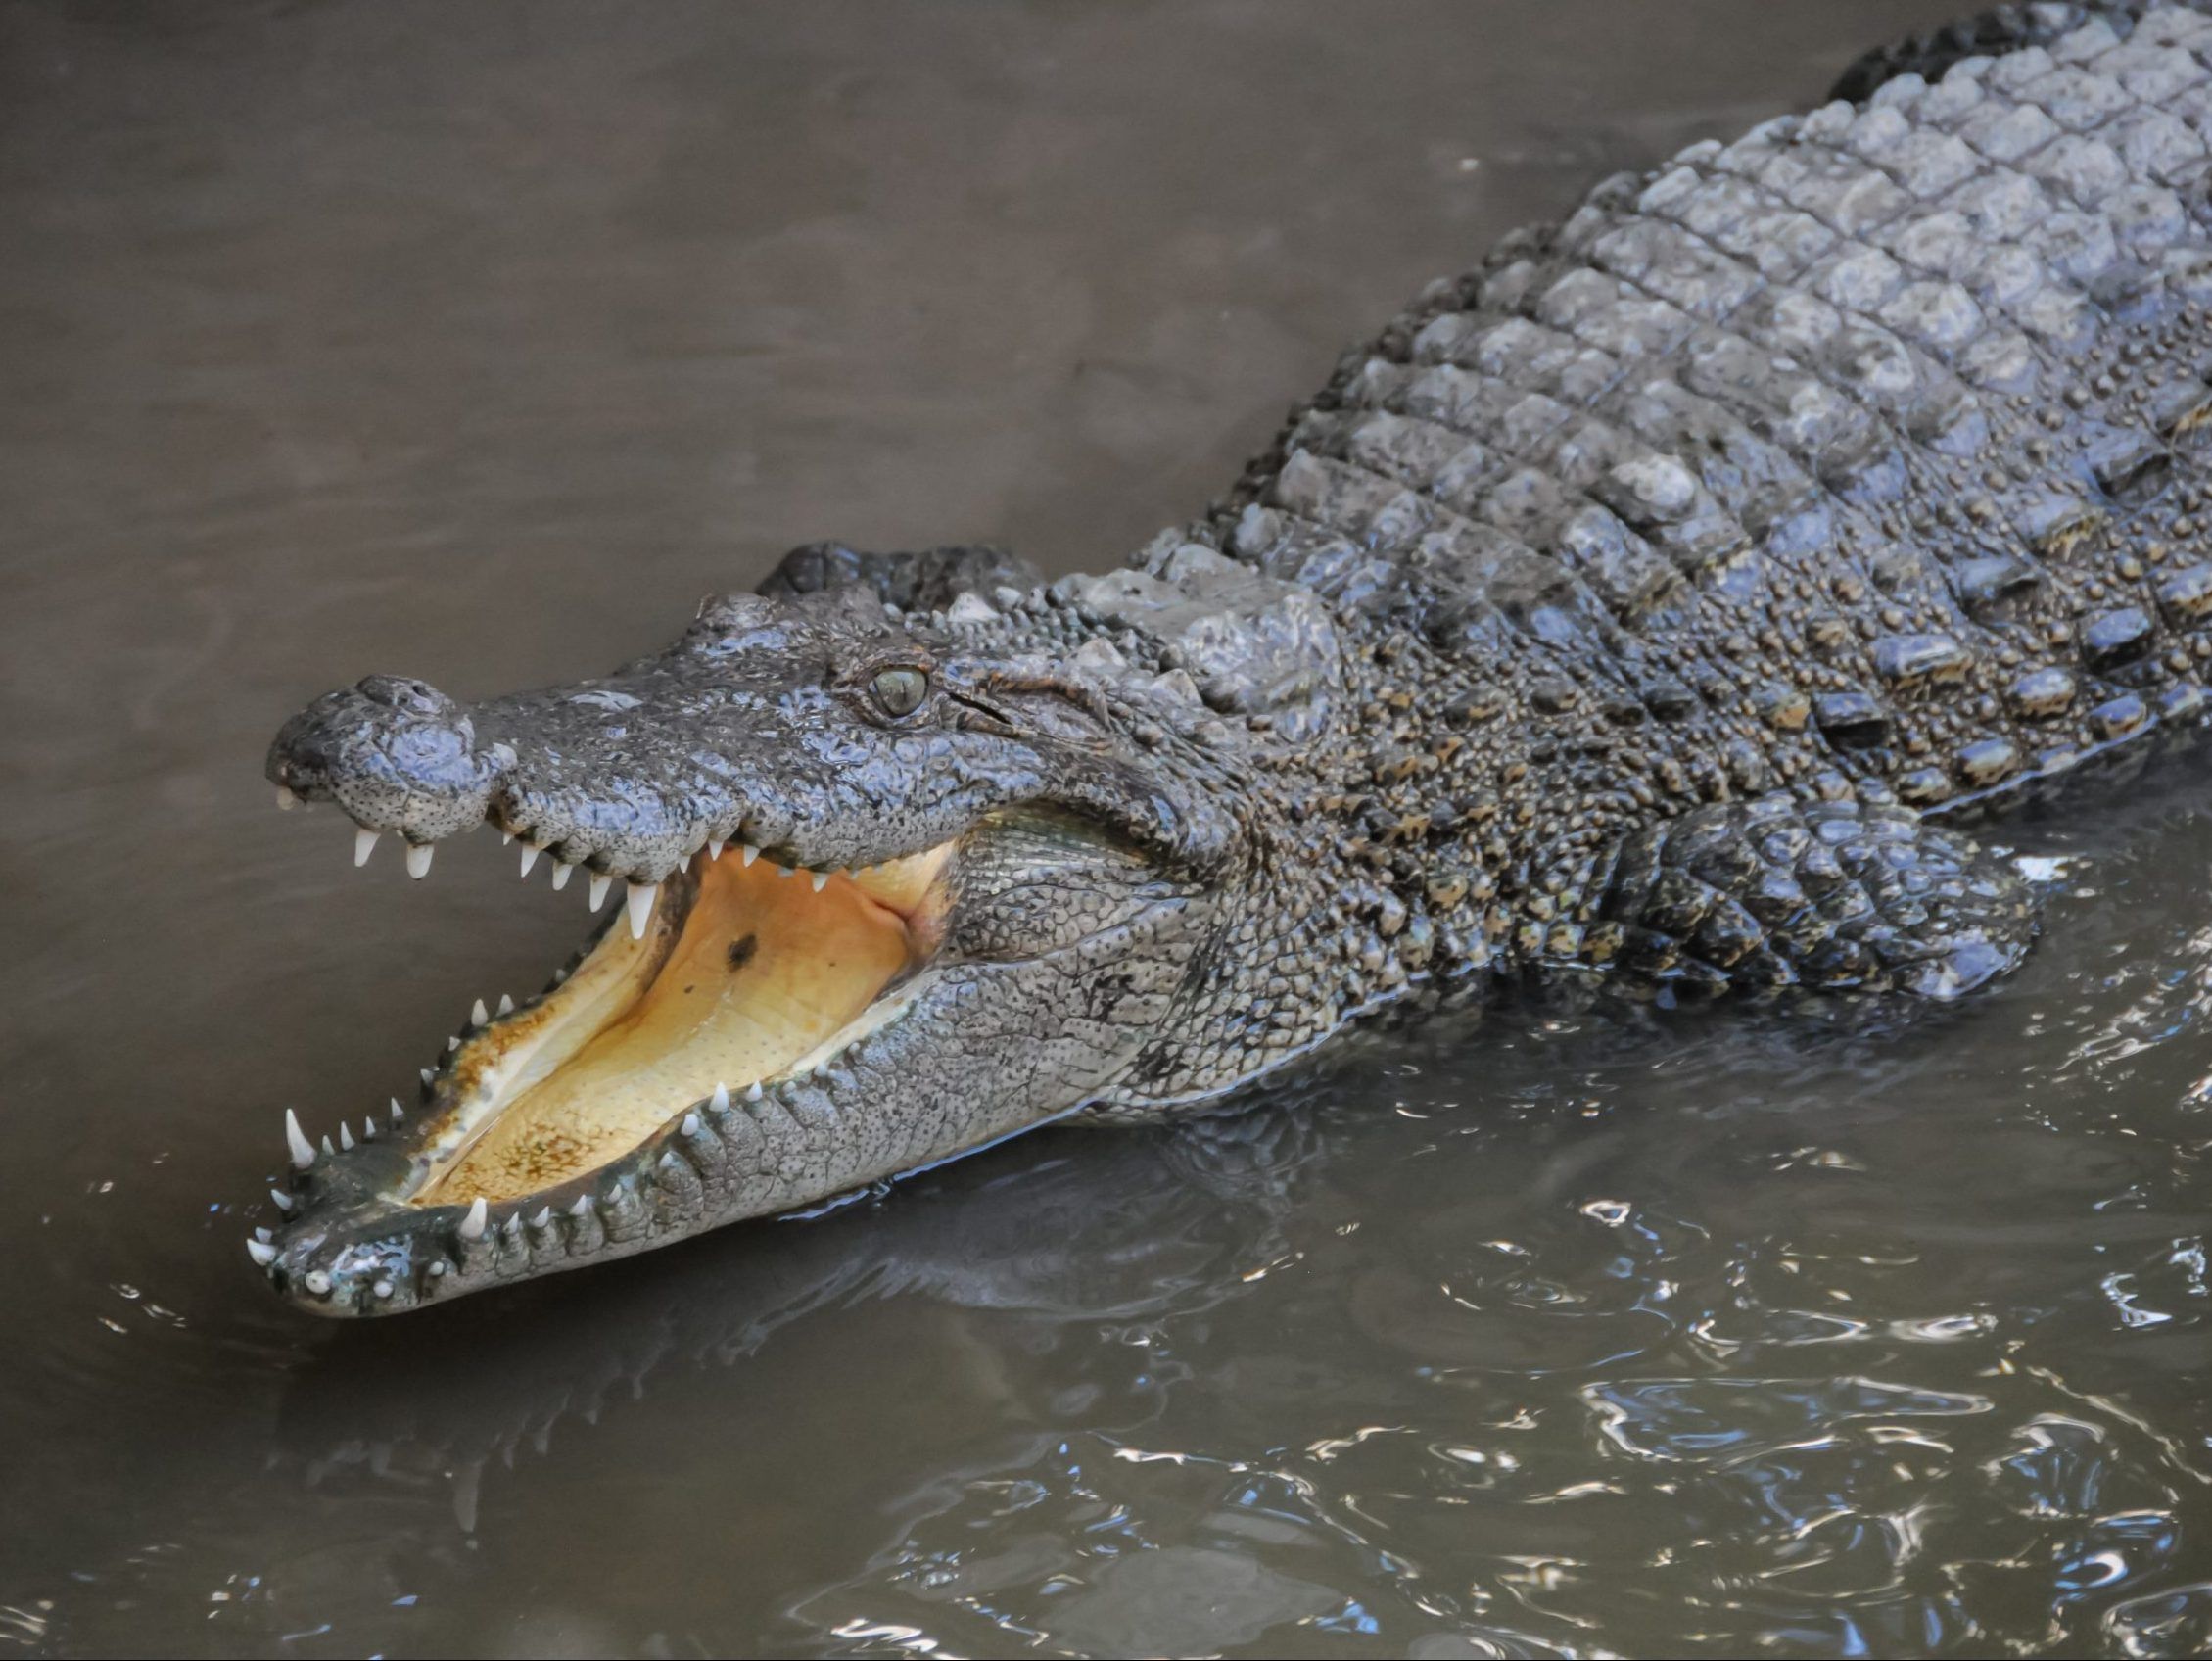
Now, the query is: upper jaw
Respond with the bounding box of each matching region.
[264,595,1244,894]
[264,590,979,885]
[267,673,965,890]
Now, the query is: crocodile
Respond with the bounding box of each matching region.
[258,3,2212,1314]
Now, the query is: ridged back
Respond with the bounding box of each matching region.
[1211,4,2212,811]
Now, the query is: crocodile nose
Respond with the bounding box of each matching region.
[355,674,458,720]
[268,673,506,843]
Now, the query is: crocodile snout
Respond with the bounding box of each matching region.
[355,673,458,720]
[267,674,510,847]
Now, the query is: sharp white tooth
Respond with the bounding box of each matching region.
[420,1068,434,1086]
[254,1226,274,1243]
[681,1112,701,1137]
[285,1109,315,1170]
[269,1188,295,1212]
[246,1239,278,1267]
[457,1196,489,1241]
[588,873,611,911]
[405,842,434,879]
[741,843,759,867]
[276,784,301,811]
[810,869,829,892]
[626,882,657,939]
[354,829,380,868]
[551,861,574,891]
[428,1260,447,1277]
[745,1080,763,1101]
[371,1278,394,1299]
[710,1082,729,1113]
[320,1134,335,1158]
[707,838,725,861]
[496,994,514,1016]
[568,1193,592,1218]
[304,1269,332,1296]
[471,998,489,1027]
[339,1122,355,1152]
[447,1034,460,1052]
[501,830,513,845]
[362,1115,378,1140]
[777,863,794,878]
[390,1097,405,1123]
[530,1207,552,1230]
[517,844,541,879]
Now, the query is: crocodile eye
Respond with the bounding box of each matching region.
[869,666,929,718]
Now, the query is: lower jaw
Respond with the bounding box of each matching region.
[274,964,958,1316]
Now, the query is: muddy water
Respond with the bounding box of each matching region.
[8,3,2211,1655]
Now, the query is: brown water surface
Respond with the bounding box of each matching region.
[10,4,2212,1656]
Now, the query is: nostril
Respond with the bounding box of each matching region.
[357,675,453,719]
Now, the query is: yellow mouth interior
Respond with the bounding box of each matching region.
[409,845,951,1206]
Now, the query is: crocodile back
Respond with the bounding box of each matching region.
[1827,2,2172,105]
[1210,3,2212,816]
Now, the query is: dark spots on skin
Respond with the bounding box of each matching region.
[728,933,758,972]
[1870,632,1971,692]
[2155,563,2212,624]
[1084,971,1137,1020]
[2080,605,2154,671]
[1530,677,1577,714]
[1640,677,1699,720]
[1956,736,2019,789]
[2089,693,2149,741]
[2008,667,2077,719]
[1897,766,1951,805]
[2090,435,2172,509]
[1444,685,1505,726]
[1812,690,1890,748]
[1953,554,2040,617]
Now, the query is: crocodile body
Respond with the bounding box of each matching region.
[260,4,2212,1312]
[1177,0,2212,998]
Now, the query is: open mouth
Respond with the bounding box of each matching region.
[403,838,955,1210]
[258,798,975,1310]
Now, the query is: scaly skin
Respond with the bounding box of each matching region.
[1827,1,2164,104]
[262,4,2212,1312]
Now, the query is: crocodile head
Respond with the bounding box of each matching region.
[255,549,1361,1314]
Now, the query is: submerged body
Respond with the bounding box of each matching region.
[262,5,2212,1312]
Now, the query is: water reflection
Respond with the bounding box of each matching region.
[275,1117,1308,1530]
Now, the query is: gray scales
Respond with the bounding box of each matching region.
[259,3,2212,1313]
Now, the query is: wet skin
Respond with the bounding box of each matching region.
[262,3,2212,1312]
